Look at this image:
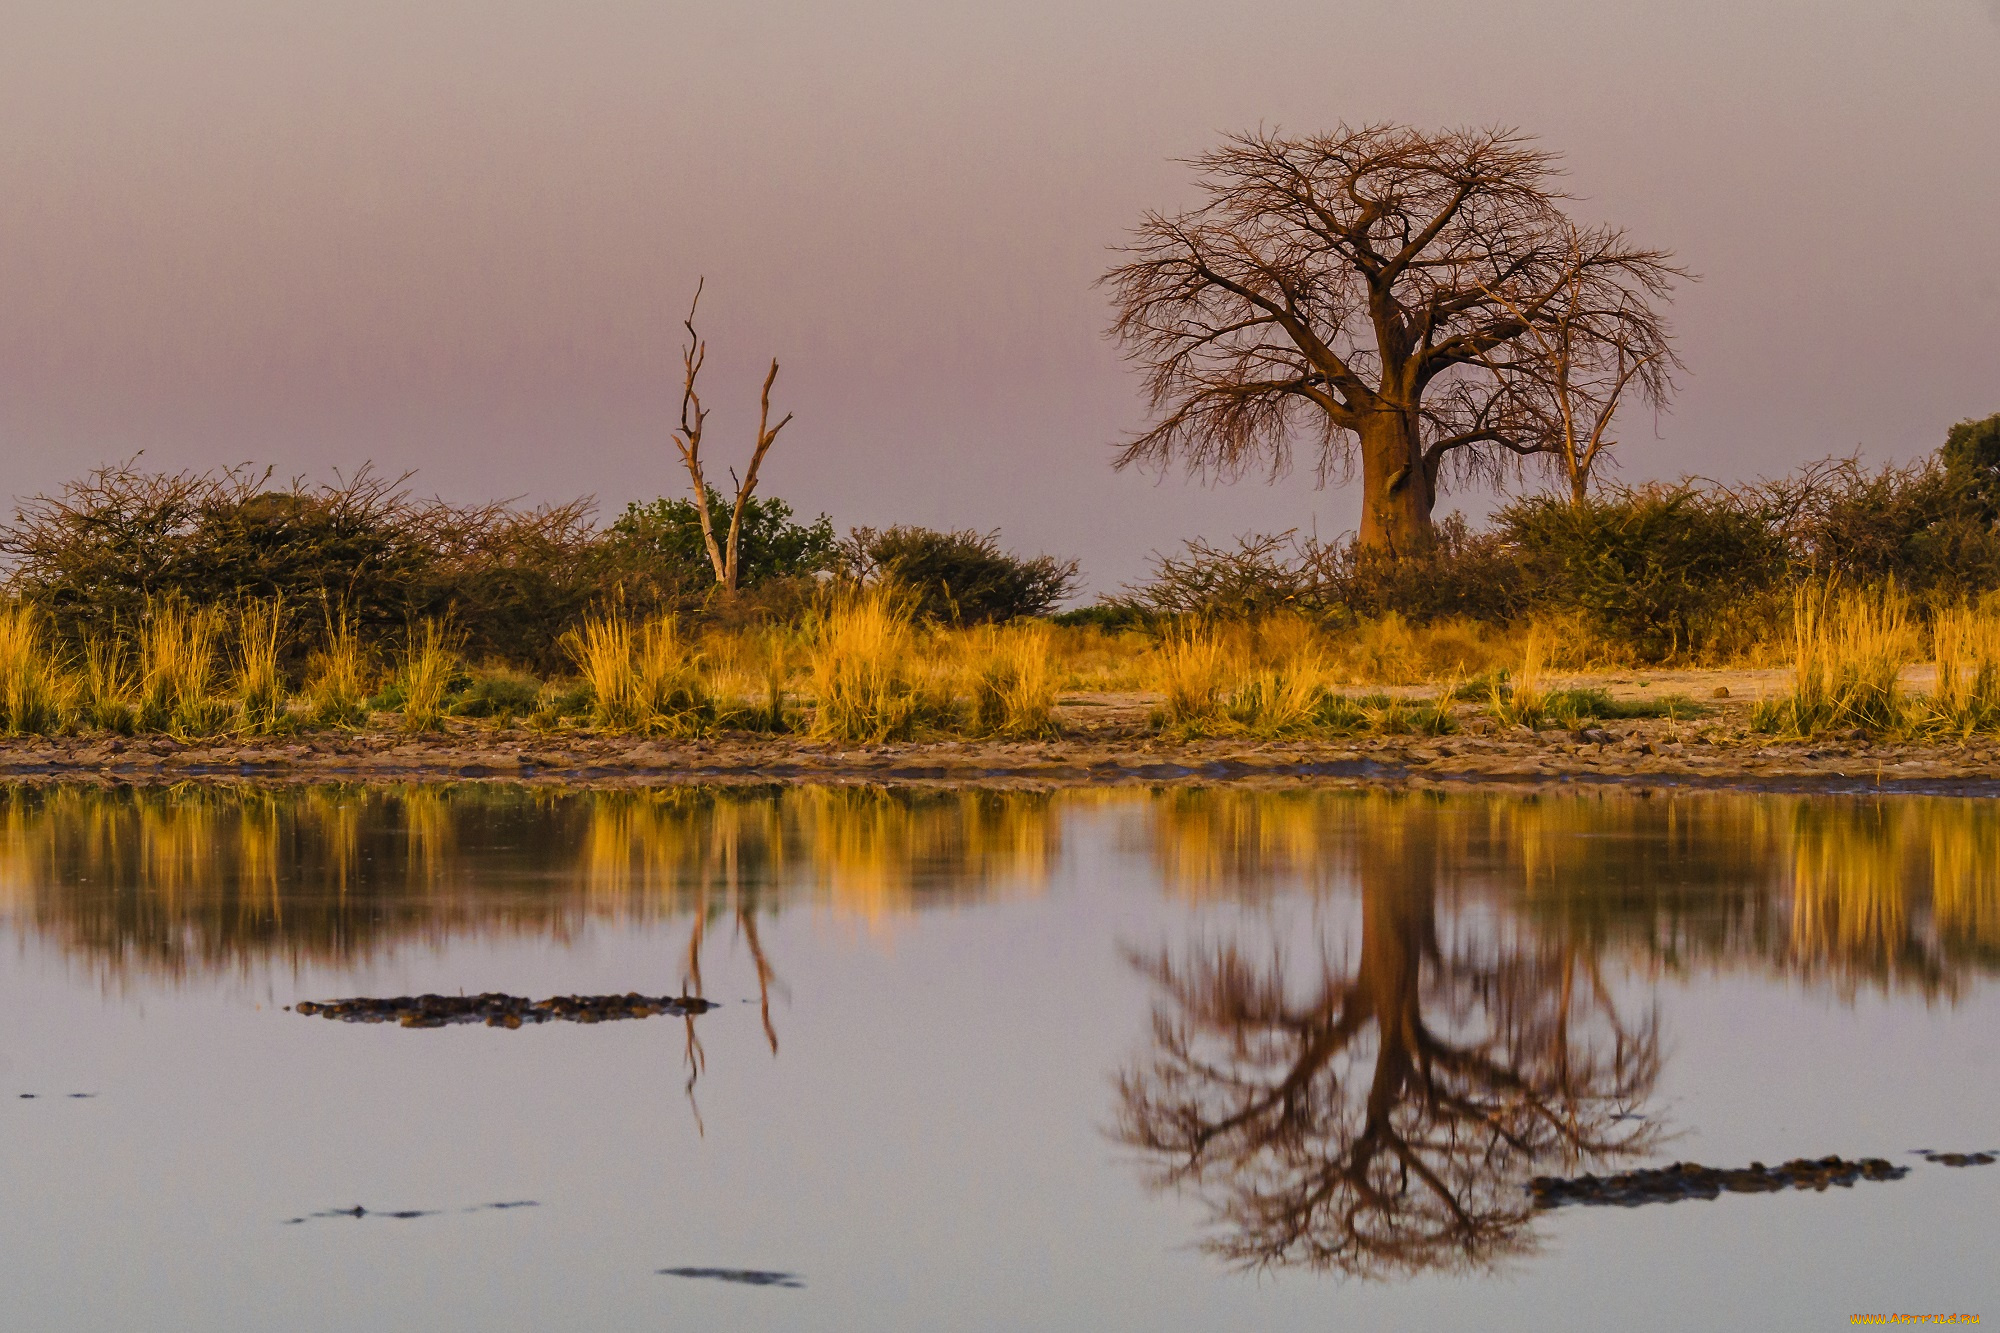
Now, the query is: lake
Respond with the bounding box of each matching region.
[2,782,1995,1331]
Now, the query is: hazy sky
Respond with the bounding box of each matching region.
[3,1,1997,590]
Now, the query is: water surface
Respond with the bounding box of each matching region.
[2,783,1995,1330]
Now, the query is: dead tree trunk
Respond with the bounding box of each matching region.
[671,281,794,594]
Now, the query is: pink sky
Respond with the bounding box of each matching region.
[3,0,1997,590]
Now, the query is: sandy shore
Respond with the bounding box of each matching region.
[4,682,1999,794]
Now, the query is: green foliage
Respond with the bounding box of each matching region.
[1498,485,1785,661]
[450,670,543,721]
[608,489,836,589]
[1941,412,2000,520]
[0,462,604,673]
[843,526,1079,624]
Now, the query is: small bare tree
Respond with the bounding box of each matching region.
[672,280,794,593]
[1477,222,1682,503]
[1104,124,1683,557]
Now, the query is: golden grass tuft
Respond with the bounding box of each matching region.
[233,599,287,734]
[0,604,67,735]
[1489,634,1551,730]
[304,612,371,727]
[1923,604,2000,736]
[967,622,1061,739]
[139,600,228,738]
[564,612,712,735]
[1227,652,1330,737]
[81,633,136,733]
[396,620,458,733]
[1149,625,1232,736]
[631,615,712,735]
[806,588,953,743]
[1755,582,1916,736]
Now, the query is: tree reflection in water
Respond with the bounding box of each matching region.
[1116,799,1661,1278]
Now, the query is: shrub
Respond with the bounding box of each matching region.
[1498,485,1785,662]
[842,526,1079,624]
[607,489,837,591]
[450,670,543,722]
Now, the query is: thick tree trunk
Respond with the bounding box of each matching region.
[1355,410,1435,557]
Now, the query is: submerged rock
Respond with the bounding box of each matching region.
[1528,1156,1908,1209]
[291,992,717,1027]
[1915,1150,1997,1167]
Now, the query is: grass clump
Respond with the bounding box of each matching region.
[232,599,287,735]
[1488,637,1552,730]
[806,588,954,743]
[394,620,459,733]
[80,633,136,733]
[563,612,712,735]
[0,604,68,735]
[450,669,543,722]
[1919,604,2000,736]
[1150,627,1232,736]
[1754,583,1915,736]
[304,613,372,727]
[967,622,1061,739]
[138,601,229,738]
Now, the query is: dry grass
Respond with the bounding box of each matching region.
[564,612,713,735]
[1755,583,1917,736]
[396,620,458,734]
[304,612,371,727]
[0,604,66,735]
[1489,634,1552,730]
[1922,604,2000,736]
[630,615,712,736]
[139,601,228,738]
[1149,626,1232,735]
[966,622,1060,739]
[233,599,286,734]
[81,633,136,733]
[805,588,954,743]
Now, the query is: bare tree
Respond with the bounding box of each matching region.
[1104,124,1682,556]
[1477,221,1682,503]
[672,281,795,593]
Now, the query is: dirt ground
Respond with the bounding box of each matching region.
[1,667,1994,794]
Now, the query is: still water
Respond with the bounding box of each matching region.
[2,783,1995,1331]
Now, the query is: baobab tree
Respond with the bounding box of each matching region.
[672,280,794,593]
[1104,124,1683,554]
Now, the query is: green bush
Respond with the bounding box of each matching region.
[842,526,1079,624]
[450,670,543,720]
[606,489,836,590]
[1498,485,1785,661]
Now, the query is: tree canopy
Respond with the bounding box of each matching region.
[1106,124,1681,555]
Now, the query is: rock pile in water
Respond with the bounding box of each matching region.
[291,992,717,1028]
[1529,1156,1908,1209]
